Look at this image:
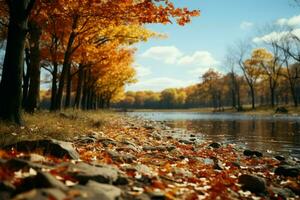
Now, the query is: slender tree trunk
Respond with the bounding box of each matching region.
[25,21,41,113]
[81,70,88,110]
[54,16,78,110]
[22,48,31,107]
[250,86,255,109]
[64,64,72,108]
[236,82,242,111]
[0,0,35,124]
[291,85,298,107]
[74,64,84,109]
[50,62,58,111]
[270,85,275,108]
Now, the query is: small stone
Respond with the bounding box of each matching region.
[143,146,175,152]
[13,188,66,200]
[0,181,15,199]
[253,151,263,157]
[70,181,121,200]
[209,142,221,149]
[269,186,295,199]
[16,171,68,195]
[275,165,300,177]
[147,191,166,200]
[231,161,241,168]
[275,155,285,161]
[179,139,194,145]
[29,154,47,162]
[144,125,155,130]
[67,162,119,184]
[106,150,136,163]
[98,138,118,147]
[76,136,97,144]
[212,158,223,170]
[243,150,254,156]
[238,174,266,194]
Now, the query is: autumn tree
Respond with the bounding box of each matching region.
[0,0,36,124]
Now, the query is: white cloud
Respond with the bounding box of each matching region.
[189,67,213,77]
[178,51,220,67]
[277,15,300,27]
[253,28,300,43]
[134,64,151,78]
[141,46,183,64]
[240,21,254,30]
[126,77,197,91]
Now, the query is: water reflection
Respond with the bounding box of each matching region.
[128,112,300,158]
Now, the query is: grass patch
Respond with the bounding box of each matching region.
[0,110,117,147]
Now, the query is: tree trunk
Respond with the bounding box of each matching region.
[64,64,72,108]
[270,86,275,108]
[250,86,255,109]
[54,15,78,110]
[81,70,88,110]
[74,64,84,109]
[291,86,298,107]
[0,0,35,124]
[25,21,41,113]
[22,48,31,107]
[50,62,58,111]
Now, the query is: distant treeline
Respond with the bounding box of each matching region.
[115,62,300,110]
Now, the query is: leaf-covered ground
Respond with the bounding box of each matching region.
[0,114,299,200]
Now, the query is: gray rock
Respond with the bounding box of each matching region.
[28,154,47,162]
[68,162,119,184]
[243,150,263,157]
[212,157,223,170]
[0,181,15,200]
[98,138,118,147]
[76,136,97,144]
[16,171,68,194]
[274,155,285,161]
[72,180,121,200]
[209,142,221,149]
[107,150,136,163]
[275,165,300,177]
[13,188,66,200]
[143,125,155,130]
[3,139,79,159]
[5,158,48,171]
[270,186,295,199]
[179,139,194,145]
[143,146,175,152]
[147,191,166,200]
[238,174,266,194]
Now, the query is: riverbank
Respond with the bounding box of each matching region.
[0,111,299,199]
[128,105,300,116]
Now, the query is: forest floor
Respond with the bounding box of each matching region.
[130,105,300,116]
[0,110,299,200]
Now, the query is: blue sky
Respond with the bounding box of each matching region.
[126,0,300,91]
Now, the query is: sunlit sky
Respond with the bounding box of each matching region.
[126,0,300,92]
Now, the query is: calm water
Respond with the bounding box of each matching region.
[127,112,300,158]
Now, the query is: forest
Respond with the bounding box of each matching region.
[116,41,300,111]
[0,0,199,124]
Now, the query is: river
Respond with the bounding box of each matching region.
[127,111,300,158]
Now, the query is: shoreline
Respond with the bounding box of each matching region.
[0,112,299,199]
[122,106,300,117]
